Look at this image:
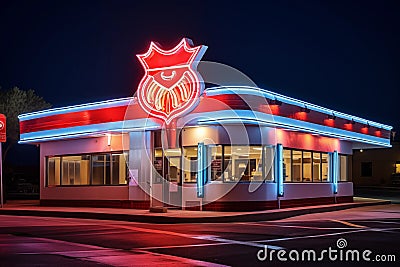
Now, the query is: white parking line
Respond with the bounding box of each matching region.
[106,224,286,250]
[193,235,284,250]
[136,242,231,250]
[351,220,400,225]
[254,229,370,243]
[238,222,353,230]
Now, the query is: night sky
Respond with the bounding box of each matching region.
[1,0,399,132]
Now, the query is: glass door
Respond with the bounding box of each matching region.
[163,149,182,208]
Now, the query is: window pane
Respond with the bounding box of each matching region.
[223,146,233,182]
[249,146,263,182]
[264,146,274,182]
[321,153,329,181]
[223,146,262,182]
[340,155,348,181]
[168,157,180,182]
[292,150,302,182]
[226,146,246,182]
[92,154,111,185]
[153,148,163,183]
[396,162,400,174]
[283,149,292,182]
[303,151,312,182]
[47,157,61,186]
[112,153,128,185]
[312,152,321,182]
[210,145,222,181]
[62,155,90,185]
[183,146,197,183]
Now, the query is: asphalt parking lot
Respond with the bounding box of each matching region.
[0,204,399,266]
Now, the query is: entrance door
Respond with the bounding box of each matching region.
[162,150,182,208]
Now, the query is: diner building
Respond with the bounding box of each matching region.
[18,39,392,211]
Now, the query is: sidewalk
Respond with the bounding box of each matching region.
[0,197,391,223]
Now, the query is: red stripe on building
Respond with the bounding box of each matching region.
[20,94,391,139]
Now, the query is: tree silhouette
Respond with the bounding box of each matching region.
[0,86,51,161]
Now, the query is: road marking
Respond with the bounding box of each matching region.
[106,224,285,250]
[107,224,193,238]
[330,219,366,228]
[136,242,231,250]
[193,235,284,250]
[368,227,400,233]
[351,220,400,225]
[7,233,226,267]
[255,228,370,244]
[238,222,352,230]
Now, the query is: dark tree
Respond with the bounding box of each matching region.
[0,86,52,161]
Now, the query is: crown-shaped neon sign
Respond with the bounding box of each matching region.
[136,38,207,124]
[137,38,205,70]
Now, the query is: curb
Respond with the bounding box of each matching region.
[0,200,391,224]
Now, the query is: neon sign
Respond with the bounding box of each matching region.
[136,38,207,124]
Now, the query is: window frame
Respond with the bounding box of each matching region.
[282,148,332,183]
[46,151,128,187]
[222,145,274,183]
[338,154,349,182]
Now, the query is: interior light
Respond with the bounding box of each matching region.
[107,133,112,146]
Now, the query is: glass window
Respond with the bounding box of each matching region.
[283,149,292,182]
[361,162,372,177]
[302,151,312,182]
[47,152,128,186]
[339,155,348,181]
[92,154,111,185]
[250,146,263,182]
[281,149,330,183]
[183,146,197,183]
[47,157,61,186]
[395,161,400,174]
[168,157,181,182]
[223,146,232,182]
[292,150,302,182]
[112,153,128,185]
[223,146,262,182]
[321,153,329,182]
[61,155,91,185]
[210,145,223,181]
[264,146,274,182]
[153,148,163,183]
[312,152,321,182]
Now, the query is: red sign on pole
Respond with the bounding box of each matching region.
[0,114,6,143]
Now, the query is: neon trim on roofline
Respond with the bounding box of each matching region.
[19,119,160,144]
[205,86,392,131]
[19,107,390,147]
[18,86,392,132]
[195,110,391,147]
[18,97,135,121]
